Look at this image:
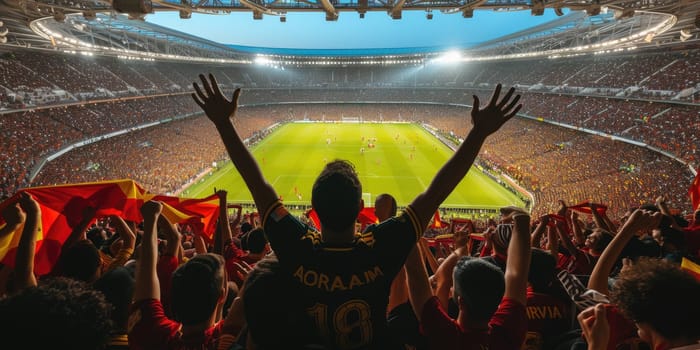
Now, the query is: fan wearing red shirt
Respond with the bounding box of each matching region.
[128,201,229,350]
[405,208,531,350]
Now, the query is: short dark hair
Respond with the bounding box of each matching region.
[452,257,505,323]
[528,248,556,292]
[242,256,321,348]
[58,240,102,282]
[170,253,226,325]
[311,160,362,232]
[611,257,700,340]
[0,276,113,350]
[246,228,268,254]
[94,266,135,332]
[591,230,614,253]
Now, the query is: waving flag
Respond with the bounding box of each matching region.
[0,179,224,276]
[149,194,221,241]
[568,201,608,215]
[0,179,147,276]
[305,207,378,233]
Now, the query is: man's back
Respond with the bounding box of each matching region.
[263,203,421,349]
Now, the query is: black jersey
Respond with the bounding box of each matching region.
[262,201,422,350]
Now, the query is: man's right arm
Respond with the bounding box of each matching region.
[409,84,521,231]
[192,74,278,215]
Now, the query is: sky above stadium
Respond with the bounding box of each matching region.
[146,8,567,51]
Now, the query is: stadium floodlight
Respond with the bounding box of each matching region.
[180,10,191,19]
[426,10,433,20]
[254,56,272,65]
[280,14,286,22]
[432,50,462,64]
[462,9,473,18]
[253,11,263,20]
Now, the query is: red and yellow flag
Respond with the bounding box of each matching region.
[149,194,220,242]
[305,207,378,233]
[681,257,700,282]
[430,210,448,229]
[689,169,700,211]
[0,179,146,276]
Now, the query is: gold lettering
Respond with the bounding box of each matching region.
[318,273,330,292]
[364,266,384,282]
[294,266,304,282]
[331,276,347,291]
[551,306,562,319]
[304,270,318,287]
[349,275,364,289]
[526,307,535,320]
[292,266,385,291]
[527,306,564,320]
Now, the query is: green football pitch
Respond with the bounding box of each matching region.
[183,122,525,211]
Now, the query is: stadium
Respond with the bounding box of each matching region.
[0,1,700,348]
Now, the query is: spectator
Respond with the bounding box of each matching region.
[192,73,521,349]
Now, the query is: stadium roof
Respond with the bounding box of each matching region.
[0,0,698,63]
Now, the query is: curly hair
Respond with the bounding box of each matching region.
[311,160,362,232]
[611,257,700,341]
[0,276,113,350]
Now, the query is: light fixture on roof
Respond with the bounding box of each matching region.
[280,14,286,22]
[179,0,191,18]
[614,8,634,19]
[83,10,96,20]
[0,21,7,44]
[53,9,65,22]
[426,10,433,20]
[644,32,655,43]
[462,9,473,18]
[112,0,153,14]
[253,11,262,20]
[586,6,600,16]
[680,28,692,42]
[358,0,367,18]
[531,0,544,16]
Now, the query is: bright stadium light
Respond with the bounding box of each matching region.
[254,56,273,65]
[432,50,462,64]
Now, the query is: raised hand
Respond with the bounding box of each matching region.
[18,192,40,215]
[577,303,610,350]
[622,209,662,234]
[140,200,163,219]
[192,73,241,127]
[2,202,26,227]
[471,84,522,137]
[215,188,228,200]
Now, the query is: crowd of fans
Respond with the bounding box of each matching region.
[1,48,698,108]
[1,79,698,350]
[2,96,696,220]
